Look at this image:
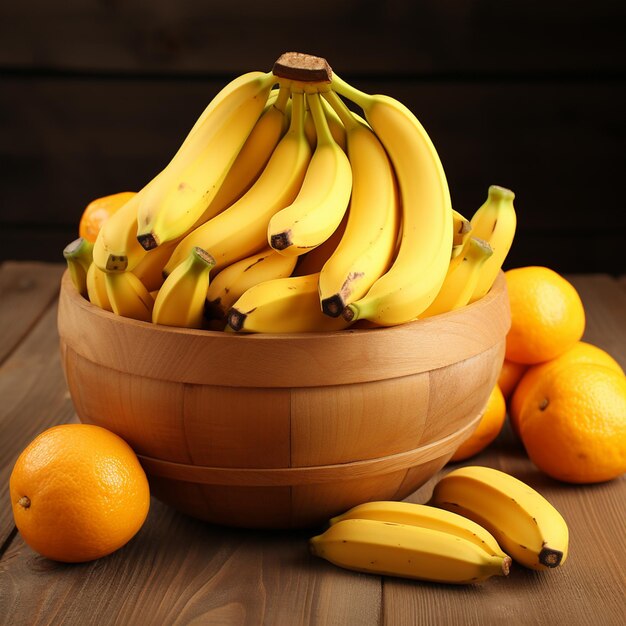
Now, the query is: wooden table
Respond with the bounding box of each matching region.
[1,262,625,626]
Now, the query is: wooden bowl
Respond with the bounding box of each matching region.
[57,271,510,529]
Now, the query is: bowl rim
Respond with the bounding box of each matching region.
[58,270,510,387]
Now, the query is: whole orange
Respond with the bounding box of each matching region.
[450,384,506,462]
[504,266,585,365]
[78,191,136,243]
[498,360,529,400]
[510,341,624,438]
[519,363,626,483]
[10,424,150,563]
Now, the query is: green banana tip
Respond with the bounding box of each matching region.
[488,185,515,200]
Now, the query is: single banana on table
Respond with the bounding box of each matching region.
[63,237,94,296]
[227,273,350,333]
[268,90,352,257]
[468,185,517,302]
[420,236,493,318]
[310,518,511,584]
[204,247,297,322]
[330,501,510,561]
[104,270,154,322]
[153,247,216,329]
[429,465,569,570]
[136,71,277,250]
[162,90,312,277]
[318,90,399,317]
[331,74,453,326]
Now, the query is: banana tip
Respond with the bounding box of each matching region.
[502,556,512,576]
[539,546,564,568]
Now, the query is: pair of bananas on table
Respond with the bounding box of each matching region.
[64,52,516,332]
[310,466,569,584]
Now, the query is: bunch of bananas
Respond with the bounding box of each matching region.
[64,52,517,332]
[310,466,569,584]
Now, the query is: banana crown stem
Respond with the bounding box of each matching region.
[273,82,291,114]
[288,91,305,135]
[323,90,359,132]
[306,92,334,146]
[330,74,372,112]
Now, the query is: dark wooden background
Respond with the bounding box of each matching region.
[1,1,625,273]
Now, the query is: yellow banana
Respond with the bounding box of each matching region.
[162,90,312,277]
[227,273,350,333]
[104,271,154,322]
[429,465,569,570]
[329,501,510,560]
[92,191,149,272]
[152,247,215,329]
[310,518,511,584]
[131,239,178,292]
[420,237,493,318]
[332,75,453,326]
[452,209,472,248]
[205,247,297,322]
[86,262,112,311]
[63,237,93,296]
[318,91,399,317]
[136,71,276,249]
[268,91,352,257]
[468,185,517,302]
[203,85,290,217]
[304,96,347,151]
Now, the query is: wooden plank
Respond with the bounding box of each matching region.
[0,262,65,363]
[0,499,381,625]
[1,77,624,275]
[0,1,624,74]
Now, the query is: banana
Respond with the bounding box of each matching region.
[162,90,312,277]
[136,71,277,249]
[86,262,112,311]
[227,273,350,333]
[104,270,154,322]
[92,191,149,272]
[267,90,352,257]
[318,91,399,317]
[452,209,472,248]
[429,465,569,570]
[331,75,453,326]
[310,518,511,584]
[204,247,297,322]
[131,239,178,292]
[420,237,493,318]
[468,185,517,302]
[329,501,510,560]
[304,96,347,151]
[63,237,94,296]
[203,85,290,218]
[153,247,215,328]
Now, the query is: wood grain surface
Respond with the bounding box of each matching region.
[0,262,625,626]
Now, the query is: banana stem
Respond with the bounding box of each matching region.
[323,90,359,132]
[331,74,372,112]
[307,92,334,146]
[273,82,291,113]
[289,90,305,135]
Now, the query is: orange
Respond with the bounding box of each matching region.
[450,384,506,462]
[519,363,626,483]
[498,359,529,400]
[510,341,624,438]
[78,191,136,243]
[504,266,585,364]
[10,424,150,563]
